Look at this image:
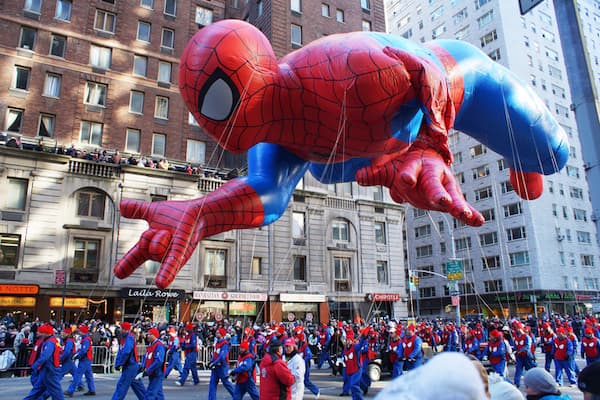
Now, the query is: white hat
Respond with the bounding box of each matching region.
[489,372,524,400]
[374,353,487,400]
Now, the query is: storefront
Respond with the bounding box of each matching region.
[365,293,402,321]
[192,291,268,323]
[278,293,327,324]
[0,284,39,323]
[119,287,186,323]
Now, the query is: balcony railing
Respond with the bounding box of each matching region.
[68,159,120,179]
[325,196,356,211]
[198,177,226,193]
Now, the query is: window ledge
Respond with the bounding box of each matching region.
[9,88,29,99]
[63,224,112,232]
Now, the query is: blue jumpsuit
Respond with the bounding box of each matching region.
[513,334,535,387]
[486,339,507,376]
[317,328,333,369]
[177,332,199,385]
[164,335,183,378]
[231,352,259,400]
[24,336,64,400]
[112,333,146,400]
[143,338,166,400]
[208,338,235,400]
[66,334,95,395]
[300,342,320,396]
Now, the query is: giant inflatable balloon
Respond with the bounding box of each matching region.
[114,19,569,288]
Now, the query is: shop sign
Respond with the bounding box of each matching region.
[305,312,313,322]
[279,293,326,303]
[229,301,257,316]
[0,296,36,307]
[120,288,185,300]
[192,291,267,301]
[288,312,296,321]
[368,293,402,302]
[0,284,39,295]
[49,297,88,308]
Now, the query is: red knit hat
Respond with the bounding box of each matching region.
[218,327,227,337]
[186,323,195,331]
[240,341,250,351]
[147,328,159,338]
[121,322,132,331]
[63,327,72,334]
[38,324,54,335]
[78,324,89,334]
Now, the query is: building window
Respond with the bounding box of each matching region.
[336,9,345,23]
[431,5,444,21]
[72,239,100,282]
[205,248,226,277]
[362,20,372,31]
[291,0,301,13]
[140,0,153,9]
[6,108,24,132]
[573,208,587,221]
[0,234,21,268]
[164,0,176,16]
[24,0,42,13]
[257,0,263,16]
[332,220,349,242]
[414,224,431,238]
[133,55,148,77]
[484,279,503,292]
[374,221,387,244]
[373,186,383,202]
[195,6,213,26]
[512,277,533,290]
[13,66,31,90]
[453,218,467,229]
[454,237,472,251]
[419,287,436,298]
[77,190,106,218]
[125,129,141,153]
[584,278,599,290]
[137,21,151,42]
[7,178,28,210]
[417,265,434,279]
[50,34,66,57]
[252,256,262,275]
[158,61,172,83]
[470,144,487,157]
[90,45,111,69]
[509,251,530,266]
[480,29,497,47]
[455,25,470,40]
[507,226,526,241]
[293,255,306,281]
[361,0,370,10]
[581,254,595,267]
[84,82,107,107]
[500,180,514,194]
[577,231,592,244]
[334,257,351,291]
[155,96,169,119]
[503,202,523,217]
[453,7,468,25]
[94,9,117,33]
[432,24,446,39]
[376,260,388,285]
[475,186,493,201]
[38,113,55,137]
[416,244,433,258]
[413,208,427,218]
[482,255,500,270]
[459,282,475,294]
[186,139,205,164]
[291,24,302,46]
[161,28,174,49]
[321,3,330,17]
[129,91,144,114]
[481,208,495,222]
[472,164,490,179]
[55,0,72,21]
[79,121,103,146]
[42,73,61,98]
[479,231,498,246]
[292,211,306,240]
[477,10,494,28]
[152,133,166,157]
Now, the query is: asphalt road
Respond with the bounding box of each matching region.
[2,361,585,399]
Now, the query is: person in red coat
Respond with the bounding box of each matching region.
[259,338,295,400]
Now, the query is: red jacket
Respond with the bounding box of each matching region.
[259,352,295,400]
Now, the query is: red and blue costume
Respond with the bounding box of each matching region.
[23,329,63,400]
[208,333,234,400]
[112,331,146,400]
[144,336,166,400]
[113,19,569,288]
[177,326,200,386]
[66,328,96,396]
[231,342,259,400]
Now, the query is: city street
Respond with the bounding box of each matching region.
[1,361,585,399]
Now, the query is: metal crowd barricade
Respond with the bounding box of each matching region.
[91,346,113,374]
[196,344,240,369]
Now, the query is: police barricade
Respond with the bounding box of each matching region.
[196,344,240,370]
[91,346,113,374]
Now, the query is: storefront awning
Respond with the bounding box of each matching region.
[279,293,326,303]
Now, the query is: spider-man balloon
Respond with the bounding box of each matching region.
[115,20,568,288]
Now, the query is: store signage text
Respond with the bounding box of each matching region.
[193,291,268,301]
[0,284,39,295]
[369,293,402,302]
[121,288,184,299]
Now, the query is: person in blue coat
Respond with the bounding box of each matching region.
[111,322,146,400]
[142,328,166,400]
[24,324,63,400]
[444,324,458,352]
[175,323,199,386]
[230,341,259,400]
[485,329,507,377]
[400,325,423,373]
[64,324,96,397]
[317,324,333,370]
[164,327,183,379]
[207,327,235,400]
[59,327,76,379]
